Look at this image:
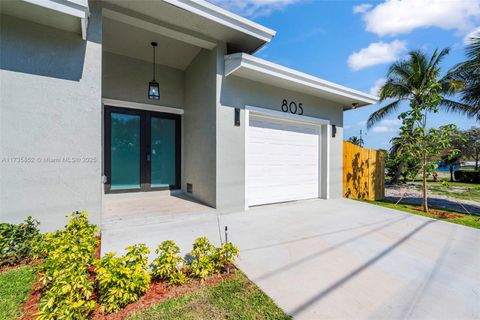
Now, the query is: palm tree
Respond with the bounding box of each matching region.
[367,48,472,129]
[450,32,480,120]
[347,135,364,147]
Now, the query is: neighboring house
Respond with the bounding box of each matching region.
[0,0,378,231]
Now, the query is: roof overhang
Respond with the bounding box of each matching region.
[101,0,276,54]
[0,0,89,40]
[225,53,379,109]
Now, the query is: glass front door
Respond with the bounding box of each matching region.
[105,106,181,193]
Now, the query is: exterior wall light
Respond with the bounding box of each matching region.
[148,42,160,100]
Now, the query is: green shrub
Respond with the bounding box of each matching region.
[151,240,186,285]
[216,242,239,272]
[188,237,219,280]
[97,244,151,313]
[454,170,480,183]
[0,216,40,266]
[35,211,98,320]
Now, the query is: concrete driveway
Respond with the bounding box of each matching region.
[102,198,480,320]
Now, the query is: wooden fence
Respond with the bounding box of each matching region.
[343,141,385,201]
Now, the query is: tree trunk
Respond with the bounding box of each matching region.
[450,166,454,182]
[422,156,428,213]
[476,159,478,171]
[391,161,404,184]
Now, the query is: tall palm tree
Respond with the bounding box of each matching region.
[367,48,471,129]
[450,32,480,120]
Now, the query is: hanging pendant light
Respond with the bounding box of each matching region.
[148,42,160,100]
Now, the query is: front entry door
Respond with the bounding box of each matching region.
[104,106,181,193]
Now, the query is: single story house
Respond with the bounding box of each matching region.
[0,0,378,231]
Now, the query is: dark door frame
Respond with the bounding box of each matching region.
[104,105,181,194]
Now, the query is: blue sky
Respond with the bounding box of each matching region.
[210,0,480,150]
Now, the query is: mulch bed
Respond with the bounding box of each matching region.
[414,208,463,219]
[23,278,43,320]
[0,259,42,273]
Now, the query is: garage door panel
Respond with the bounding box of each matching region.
[247,115,320,207]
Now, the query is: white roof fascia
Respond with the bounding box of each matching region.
[225,53,379,106]
[22,0,89,39]
[163,0,276,43]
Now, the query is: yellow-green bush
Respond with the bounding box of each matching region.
[216,242,239,272]
[35,211,98,320]
[96,244,151,313]
[151,240,186,285]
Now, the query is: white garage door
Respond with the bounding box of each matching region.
[246,114,320,206]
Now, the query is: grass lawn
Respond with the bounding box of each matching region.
[364,200,480,229]
[130,271,290,320]
[0,266,36,319]
[426,181,480,202]
[405,180,480,202]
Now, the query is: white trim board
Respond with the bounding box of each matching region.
[23,0,89,40]
[245,105,330,126]
[163,0,276,43]
[102,98,184,115]
[226,53,379,108]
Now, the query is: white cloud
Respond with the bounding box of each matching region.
[357,0,480,37]
[372,126,391,133]
[371,118,402,133]
[348,40,407,71]
[353,3,372,14]
[209,0,300,17]
[369,78,386,96]
[380,119,402,126]
[464,26,480,44]
[357,120,367,126]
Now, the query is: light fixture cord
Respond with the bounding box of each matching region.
[152,45,156,81]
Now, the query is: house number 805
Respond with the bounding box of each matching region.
[281,99,304,115]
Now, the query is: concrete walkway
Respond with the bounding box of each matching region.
[102,198,480,320]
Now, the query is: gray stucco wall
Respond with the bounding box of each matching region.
[0,6,103,231]
[102,52,184,109]
[183,49,217,207]
[216,74,344,211]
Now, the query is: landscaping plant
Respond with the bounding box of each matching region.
[369,48,469,212]
[35,211,98,320]
[188,237,218,280]
[151,240,186,285]
[216,242,239,273]
[0,216,40,266]
[96,244,151,313]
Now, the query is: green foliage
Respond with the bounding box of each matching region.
[454,170,480,183]
[188,237,218,280]
[216,242,239,272]
[97,244,151,313]
[35,211,98,320]
[151,240,186,285]
[449,32,480,120]
[347,136,364,147]
[0,216,40,266]
[367,48,472,129]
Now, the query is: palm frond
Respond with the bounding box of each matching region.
[367,100,402,129]
[440,99,479,119]
[379,80,411,101]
